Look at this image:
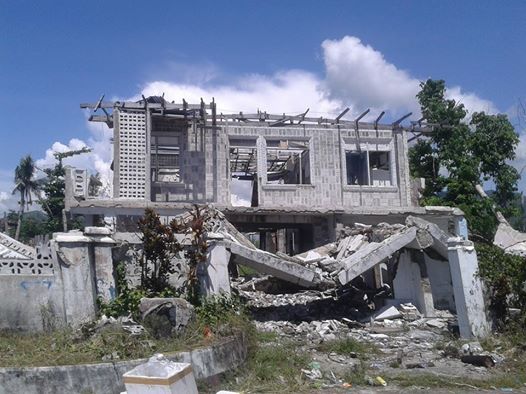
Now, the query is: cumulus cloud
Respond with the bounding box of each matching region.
[322,36,497,118]
[139,70,343,117]
[322,36,420,115]
[0,169,18,214]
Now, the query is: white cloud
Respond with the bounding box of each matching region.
[445,86,498,115]
[322,36,497,119]
[322,36,420,115]
[139,70,343,117]
[0,169,19,214]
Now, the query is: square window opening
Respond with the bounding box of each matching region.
[266,140,311,185]
[346,150,391,186]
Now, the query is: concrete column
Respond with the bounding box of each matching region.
[53,232,97,326]
[85,227,116,302]
[453,209,468,240]
[448,238,490,338]
[276,229,287,253]
[393,250,435,317]
[198,237,231,297]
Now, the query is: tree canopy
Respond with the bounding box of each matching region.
[409,79,521,239]
[12,155,39,240]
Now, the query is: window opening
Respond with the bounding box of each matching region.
[266,139,311,185]
[346,151,391,186]
[151,134,181,183]
[229,139,258,206]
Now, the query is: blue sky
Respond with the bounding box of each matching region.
[1,1,525,211]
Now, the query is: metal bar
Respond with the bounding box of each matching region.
[408,133,423,143]
[335,107,350,122]
[354,109,371,124]
[392,112,412,126]
[81,101,210,111]
[374,111,385,128]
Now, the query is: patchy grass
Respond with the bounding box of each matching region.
[317,337,379,359]
[341,361,369,386]
[0,326,195,367]
[255,330,279,343]
[0,300,253,368]
[389,369,526,390]
[215,340,312,393]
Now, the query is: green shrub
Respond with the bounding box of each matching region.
[476,243,526,324]
[98,262,177,318]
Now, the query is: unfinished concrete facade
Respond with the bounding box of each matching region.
[58,97,491,338]
[67,97,430,249]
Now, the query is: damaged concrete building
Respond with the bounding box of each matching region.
[0,96,489,338]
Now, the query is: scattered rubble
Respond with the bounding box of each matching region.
[86,314,145,337]
[234,269,502,386]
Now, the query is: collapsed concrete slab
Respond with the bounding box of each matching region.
[406,216,449,259]
[494,222,526,257]
[224,240,324,288]
[0,232,36,259]
[337,227,418,286]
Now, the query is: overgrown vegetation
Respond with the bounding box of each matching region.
[476,243,526,325]
[409,79,522,239]
[218,341,311,393]
[99,206,210,317]
[0,295,251,368]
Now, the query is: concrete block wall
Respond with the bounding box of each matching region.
[0,230,118,331]
[226,124,412,210]
[112,109,413,210]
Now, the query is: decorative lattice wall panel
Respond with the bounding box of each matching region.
[117,111,147,198]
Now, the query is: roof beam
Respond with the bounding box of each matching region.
[392,112,412,127]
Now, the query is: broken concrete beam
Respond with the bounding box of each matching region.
[295,242,337,261]
[336,234,367,261]
[406,216,449,259]
[337,227,417,286]
[224,240,323,288]
[494,222,526,257]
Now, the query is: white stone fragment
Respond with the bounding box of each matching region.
[373,306,402,321]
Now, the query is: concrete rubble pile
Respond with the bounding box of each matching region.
[195,206,490,340]
[240,284,504,378]
[204,206,451,291]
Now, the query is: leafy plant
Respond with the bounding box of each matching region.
[137,208,182,293]
[196,294,245,328]
[174,205,210,305]
[476,243,526,325]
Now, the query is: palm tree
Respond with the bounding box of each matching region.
[12,155,38,240]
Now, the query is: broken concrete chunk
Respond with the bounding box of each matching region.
[425,318,447,329]
[398,303,421,321]
[494,222,526,257]
[139,297,195,336]
[373,305,402,321]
